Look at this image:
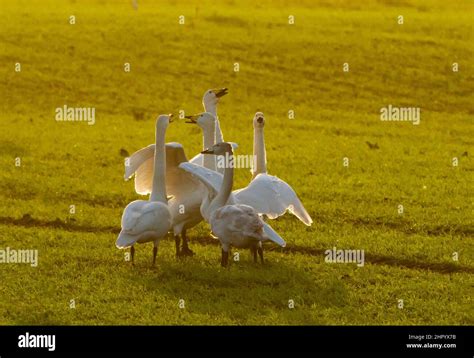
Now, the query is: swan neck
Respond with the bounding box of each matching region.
[213,152,234,208]
[215,119,224,144]
[204,102,216,116]
[150,123,167,203]
[202,102,223,144]
[253,126,267,178]
[203,125,216,171]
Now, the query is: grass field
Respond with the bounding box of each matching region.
[0,0,472,325]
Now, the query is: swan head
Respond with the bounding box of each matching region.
[202,88,228,111]
[253,112,265,129]
[184,112,216,130]
[156,113,173,129]
[201,142,233,156]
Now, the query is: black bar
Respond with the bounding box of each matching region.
[0,326,471,355]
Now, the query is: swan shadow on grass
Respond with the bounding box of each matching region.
[268,245,473,275]
[0,214,121,234]
[180,235,474,275]
[1,214,472,275]
[327,215,474,238]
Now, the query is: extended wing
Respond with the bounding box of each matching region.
[234,174,313,226]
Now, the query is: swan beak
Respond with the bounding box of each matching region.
[201,148,214,154]
[213,88,228,98]
[168,113,174,123]
[184,114,198,124]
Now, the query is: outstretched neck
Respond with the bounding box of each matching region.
[252,126,267,178]
[150,122,167,203]
[204,102,224,143]
[215,120,224,144]
[204,102,216,117]
[202,124,216,171]
[213,150,234,208]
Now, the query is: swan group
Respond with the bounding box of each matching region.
[117,89,312,267]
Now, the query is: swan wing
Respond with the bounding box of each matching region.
[124,143,193,196]
[234,173,313,226]
[116,201,171,248]
[178,162,223,199]
[189,152,203,166]
[164,143,202,197]
[124,144,155,180]
[121,201,170,234]
[133,156,154,195]
[212,205,263,239]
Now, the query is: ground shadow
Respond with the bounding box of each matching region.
[1,214,472,274]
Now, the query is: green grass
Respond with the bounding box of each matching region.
[0,0,473,325]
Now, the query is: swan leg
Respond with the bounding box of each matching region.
[180,230,195,257]
[220,249,229,267]
[251,247,257,263]
[130,246,135,265]
[257,247,264,264]
[174,235,181,258]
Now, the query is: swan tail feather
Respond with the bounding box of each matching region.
[261,222,286,247]
[116,230,137,249]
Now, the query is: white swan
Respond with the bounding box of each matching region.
[189,88,228,171]
[124,113,220,256]
[233,112,313,225]
[179,112,313,226]
[194,142,286,266]
[125,88,228,183]
[185,112,218,171]
[124,112,219,194]
[167,113,218,256]
[116,114,173,265]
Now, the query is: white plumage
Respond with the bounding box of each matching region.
[116,200,171,248]
[233,173,312,225]
[179,112,312,227]
[182,142,286,266]
[179,161,312,226]
[123,113,220,256]
[211,205,264,249]
[118,91,311,267]
[125,89,229,188]
[247,112,312,225]
[116,114,173,265]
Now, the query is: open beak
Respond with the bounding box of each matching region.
[212,88,228,98]
[201,148,214,154]
[184,114,199,124]
[168,113,174,123]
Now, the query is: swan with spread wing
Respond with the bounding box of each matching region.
[187,142,286,267]
[125,111,236,256]
[124,88,229,187]
[234,112,313,225]
[180,112,312,227]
